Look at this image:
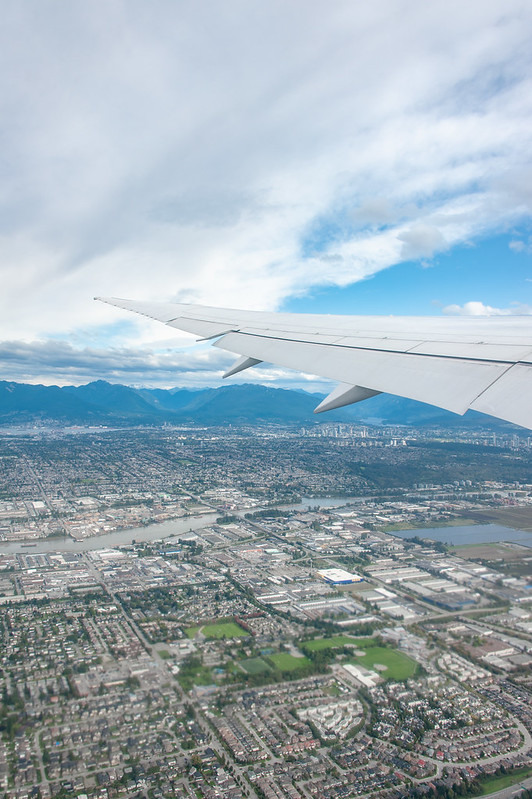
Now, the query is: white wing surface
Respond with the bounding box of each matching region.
[96,297,532,430]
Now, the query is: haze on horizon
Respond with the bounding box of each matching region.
[1,0,532,389]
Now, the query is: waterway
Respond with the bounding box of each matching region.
[4,496,531,555]
[287,496,366,511]
[0,495,362,555]
[390,523,532,548]
[0,513,219,555]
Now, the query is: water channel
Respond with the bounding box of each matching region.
[2,496,531,554]
[0,495,359,554]
[0,513,219,554]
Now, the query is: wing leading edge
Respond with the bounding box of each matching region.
[95,296,532,430]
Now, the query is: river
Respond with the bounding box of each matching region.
[287,496,367,511]
[0,495,361,555]
[5,496,530,555]
[0,513,219,554]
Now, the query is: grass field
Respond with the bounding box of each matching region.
[157,649,171,659]
[451,541,532,563]
[353,646,418,681]
[185,621,249,639]
[203,621,249,639]
[177,664,214,691]
[303,635,364,651]
[451,542,516,560]
[382,517,474,533]
[477,766,532,795]
[240,657,272,674]
[465,505,532,531]
[268,653,311,672]
[192,667,214,686]
[452,541,503,549]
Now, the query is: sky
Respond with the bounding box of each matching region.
[1,0,532,390]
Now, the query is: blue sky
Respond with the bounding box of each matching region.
[286,231,532,317]
[0,0,531,388]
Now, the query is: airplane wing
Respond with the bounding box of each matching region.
[95,296,532,430]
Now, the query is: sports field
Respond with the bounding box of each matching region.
[353,646,418,680]
[268,653,311,671]
[303,635,363,651]
[240,657,272,674]
[185,621,249,639]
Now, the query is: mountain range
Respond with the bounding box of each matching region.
[0,380,519,430]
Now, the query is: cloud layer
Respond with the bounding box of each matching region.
[0,338,329,391]
[1,0,532,383]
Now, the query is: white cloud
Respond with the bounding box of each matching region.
[509,236,532,253]
[397,224,448,260]
[442,301,532,316]
[352,199,400,226]
[0,0,532,384]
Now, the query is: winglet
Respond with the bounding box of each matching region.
[314,383,381,414]
[223,356,263,378]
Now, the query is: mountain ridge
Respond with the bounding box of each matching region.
[0,379,519,430]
